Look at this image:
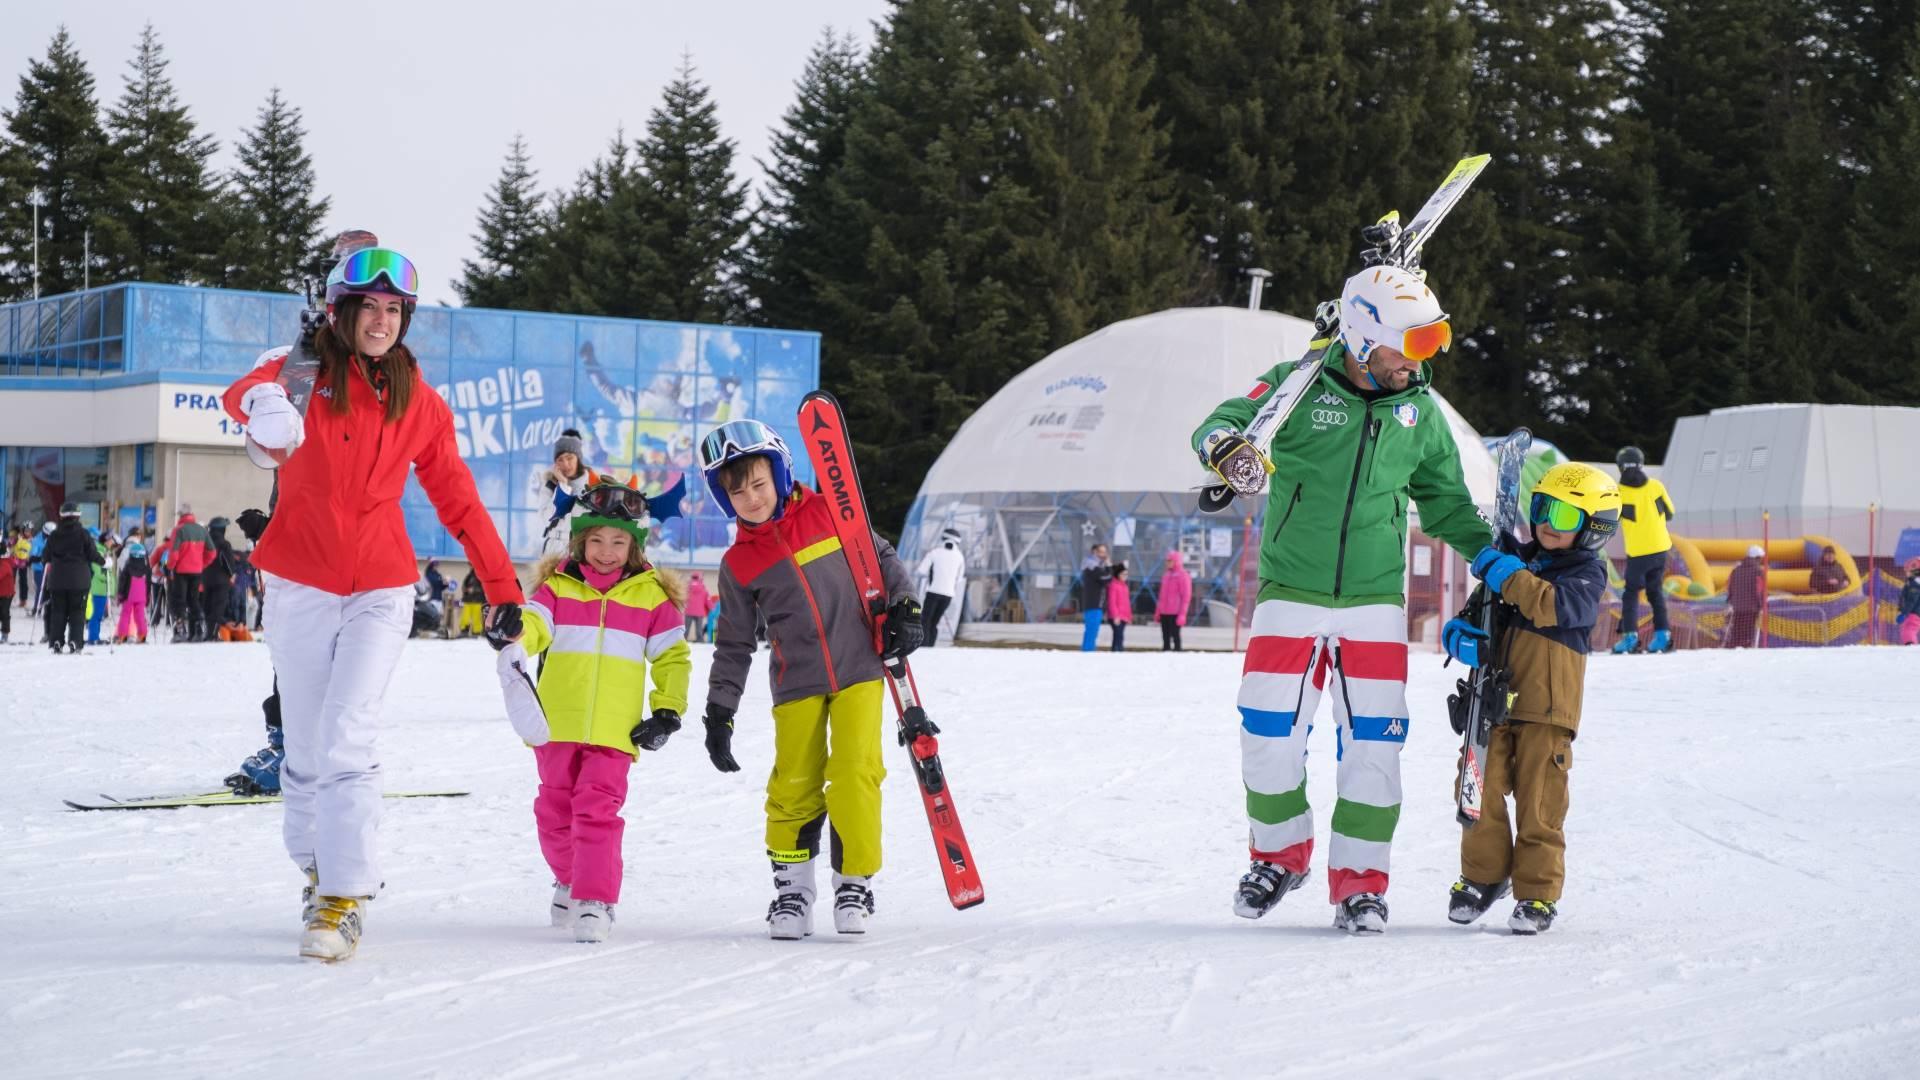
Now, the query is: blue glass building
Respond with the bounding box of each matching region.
[0,283,819,565]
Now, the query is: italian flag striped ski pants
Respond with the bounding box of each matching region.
[1238,598,1409,904]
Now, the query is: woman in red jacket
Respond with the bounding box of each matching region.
[223,245,525,962]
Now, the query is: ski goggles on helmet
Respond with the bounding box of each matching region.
[698,419,788,471]
[326,247,419,302]
[1397,318,1452,361]
[580,483,649,521]
[1530,493,1588,533]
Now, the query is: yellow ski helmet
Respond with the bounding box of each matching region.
[1529,463,1621,551]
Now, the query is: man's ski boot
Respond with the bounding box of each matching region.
[551,882,572,928]
[1610,632,1639,655]
[1647,629,1673,653]
[1233,860,1306,919]
[300,864,319,925]
[832,872,876,935]
[1333,892,1389,935]
[300,895,365,961]
[766,859,816,940]
[1446,877,1510,925]
[1508,899,1557,935]
[573,900,614,943]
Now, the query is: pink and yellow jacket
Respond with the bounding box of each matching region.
[522,560,690,756]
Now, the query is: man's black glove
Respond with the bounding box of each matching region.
[881,597,923,661]
[702,703,740,773]
[631,709,681,752]
[236,509,272,543]
[483,602,523,651]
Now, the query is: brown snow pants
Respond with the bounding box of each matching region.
[1460,720,1573,903]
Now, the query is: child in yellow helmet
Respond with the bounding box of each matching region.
[1444,462,1619,934]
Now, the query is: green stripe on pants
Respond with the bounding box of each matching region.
[1247,779,1309,825]
[1331,796,1400,844]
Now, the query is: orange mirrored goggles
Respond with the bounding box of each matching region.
[1400,319,1452,361]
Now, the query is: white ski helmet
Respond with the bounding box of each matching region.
[1338,266,1451,367]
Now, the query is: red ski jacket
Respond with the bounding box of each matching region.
[223,349,523,606]
[164,515,211,574]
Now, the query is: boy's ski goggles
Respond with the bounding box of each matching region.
[1397,318,1452,361]
[699,419,787,470]
[329,247,419,298]
[580,484,648,521]
[1530,493,1587,533]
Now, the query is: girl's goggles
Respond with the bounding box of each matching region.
[1530,493,1587,533]
[581,484,649,521]
[1399,318,1452,361]
[330,247,419,298]
[699,419,785,470]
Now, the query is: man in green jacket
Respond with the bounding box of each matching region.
[1192,265,1490,934]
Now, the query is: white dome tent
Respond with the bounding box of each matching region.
[896,306,1497,646]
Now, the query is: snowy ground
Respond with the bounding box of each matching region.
[3,635,1917,1079]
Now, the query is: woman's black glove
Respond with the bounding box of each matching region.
[484,602,523,650]
[703,703,740,772]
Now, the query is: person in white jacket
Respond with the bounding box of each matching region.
[914,528,967,646]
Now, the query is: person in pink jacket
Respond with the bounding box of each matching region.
[114,533,153,644]
[1156,550,1193,652]
[1106,562,1133,652]
[683,570,714,643]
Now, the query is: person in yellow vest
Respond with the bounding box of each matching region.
[1613,446,1676,653]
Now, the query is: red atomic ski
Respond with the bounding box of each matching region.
[798,390,985,910]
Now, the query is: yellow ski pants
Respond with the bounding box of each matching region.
[765,679,887,876]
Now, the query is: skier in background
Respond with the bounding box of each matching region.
[914,527,967,646]
[30,521,52,615]
[1612,446,1676,654]
[698,419,921,940]
[223,242,523,962]
[162,505,211,641]
[682,570,713,643]
[1441,463,1618,935]
[86,530,112,645]
[201,517,237,640]
[1105,562,1132,651]
[540,430,593,559]
[42,504,103,654]
[1808,545,1850,595]
[1898,558,1920,645]
[0,537,17,642]
[1191,263,1489,934]
[1723,545,1768,648]
[1078,544,1111,652]
[114,530,152,644]
[1155,550,1192,651]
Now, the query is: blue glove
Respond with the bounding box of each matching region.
[1442,617,1489,667]
[1470,545,1525,595]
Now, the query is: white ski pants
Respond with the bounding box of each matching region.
[261,572,413,897]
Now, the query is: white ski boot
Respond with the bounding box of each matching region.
[766,859,816,941]
[1333,892,1389,935]
[1233,860,1306,919]
[573,900,614,943]
[300,896,365,962]
[832,872,876,935]
[300,864,318,925]
[550,882,572,928]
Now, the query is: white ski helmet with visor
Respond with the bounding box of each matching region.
[1337,266,1451,370]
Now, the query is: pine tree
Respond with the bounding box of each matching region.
[1833,19,1920,406]
[457,134,547,309]
[0,28,117,301]
[216,88,330,293]
[742,28,869,346]
[526,133,661,319]
[103,23,221,286]
[1438,0,1627,443]
[630,55,753,323]
[1018,0,1204,345]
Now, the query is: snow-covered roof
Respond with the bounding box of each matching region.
[917,306,1496,504]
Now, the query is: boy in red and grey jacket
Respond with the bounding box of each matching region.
[696,419,920,941]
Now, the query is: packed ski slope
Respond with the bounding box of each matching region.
[3,641,1916,1078]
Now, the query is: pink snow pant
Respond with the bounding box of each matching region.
[1900,614,1919,646]
[261,571,413,898]
[534,741,633,904]
[115,579,148,640]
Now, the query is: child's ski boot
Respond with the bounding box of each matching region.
[1647,629,1672,653]
[550,883,572,928]
[1508,899,1558,935]
[573,900,614,943]
[767,859,815,941]
[1446,876,1510,925]
[1610,632,1639,655]
[1233,860,1306,919]
[832,873,875,935]
[1334,892,1389,935]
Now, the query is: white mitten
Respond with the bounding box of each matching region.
[496,642,550,747]
[242,383,304,451]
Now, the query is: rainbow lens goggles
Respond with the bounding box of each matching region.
[699,420,787,471]
[1530,493,1587,533]
[330,247,419,298]
[581,483,649,521]
[1399,318,1452,361]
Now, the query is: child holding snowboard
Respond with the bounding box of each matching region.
[697,419,921,940]
[1442,463,1618,934]
[497,474,690,943]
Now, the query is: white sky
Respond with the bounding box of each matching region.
[1,0,893,305]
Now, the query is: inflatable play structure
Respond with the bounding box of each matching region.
[1655,535,1861,598]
